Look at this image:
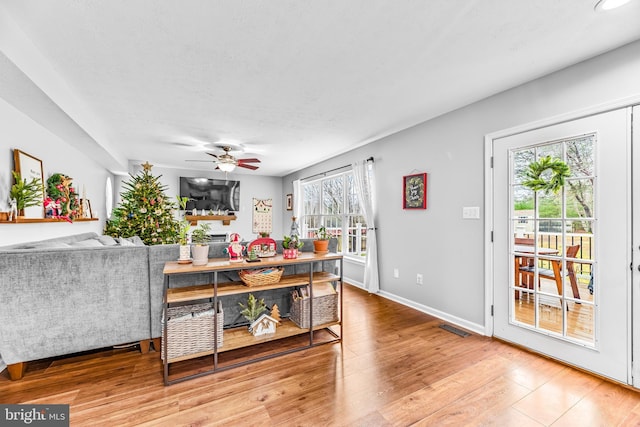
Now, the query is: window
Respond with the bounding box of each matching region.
[301,171,367,258]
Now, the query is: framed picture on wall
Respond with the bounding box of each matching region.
[286,193,293,211]
[403,173,427,210]
[13,149,45,218]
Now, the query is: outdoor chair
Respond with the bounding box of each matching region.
[518,244,581,300]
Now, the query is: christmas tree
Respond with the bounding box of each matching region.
[104,162,180,245]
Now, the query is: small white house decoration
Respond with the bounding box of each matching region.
[248,314,280,336]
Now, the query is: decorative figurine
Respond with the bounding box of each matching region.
[227,233,245,262]
[8,198,17,222]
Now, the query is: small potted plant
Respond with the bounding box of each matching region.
[282,235,303,259]
[174,196,192,262]
[239,293,267,327]
[176,220,191,261]
[191,222,211,266]
[313,226,331,254]
[9,171,43,217]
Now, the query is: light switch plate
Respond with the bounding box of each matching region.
[462,206,480,219]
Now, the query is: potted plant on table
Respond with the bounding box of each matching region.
[175,196,192,262]
[177,220,191,261]
[282,235,303,259]
[191,222,211,266]
[9,171,43,218]
[313,226,331,254]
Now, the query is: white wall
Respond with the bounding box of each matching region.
[0,97,108,246]
[283,39,640,332]
[124,162,285,242]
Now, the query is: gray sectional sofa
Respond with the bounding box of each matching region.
[0,232,337,380]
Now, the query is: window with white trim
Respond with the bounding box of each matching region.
[301,171,367,259]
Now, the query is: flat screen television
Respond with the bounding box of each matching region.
[179,177,240,212]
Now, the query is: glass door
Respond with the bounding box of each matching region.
[492,108,631,384]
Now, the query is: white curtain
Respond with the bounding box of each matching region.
[352,159,379,293]
[293,179,302,221]
[292,179,303,238]
[292,179,302,219]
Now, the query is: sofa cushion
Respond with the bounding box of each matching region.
[116,236,145,246]
[97,235,119,246]
[116,238,136,246]
[69,239,104,248]
[32,242,73,249]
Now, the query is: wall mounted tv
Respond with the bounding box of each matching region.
[179,177,240,212]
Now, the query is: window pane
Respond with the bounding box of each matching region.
[566,178,593,219]
[304,182,320,215]
[513,149,535,185]
[566,134,595,178]
[322,177,343,214]
[346,174,360,214]
[537,143,562,160]
[538,191,561,219]
[513,184,534,218]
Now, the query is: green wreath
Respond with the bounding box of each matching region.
[522,156,570,193]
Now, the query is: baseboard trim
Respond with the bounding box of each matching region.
[377,290,486,336]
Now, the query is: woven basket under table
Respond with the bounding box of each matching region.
[290,284,339,328]
[239,267,284,287]
[162,301,223,361]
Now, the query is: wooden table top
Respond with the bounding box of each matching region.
[163,252,342,275]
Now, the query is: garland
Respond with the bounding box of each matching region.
[522,156,570,193]
[46,173,79,222]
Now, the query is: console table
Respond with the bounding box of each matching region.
[162,252,343,385]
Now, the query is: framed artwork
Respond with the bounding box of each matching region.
[13,149,45,218]
[286,193,293,211]
[403,173,427,210]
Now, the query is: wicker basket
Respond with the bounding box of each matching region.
[161,301,223,361]
[239,267,284,287]
[290,283,339,328]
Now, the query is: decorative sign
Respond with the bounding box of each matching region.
[403,173,427,209]
[252,198,273,233]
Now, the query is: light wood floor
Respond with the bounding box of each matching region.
[2,284,640,426]
[515,277,595,343]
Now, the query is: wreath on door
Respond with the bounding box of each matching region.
[522,156,570,193]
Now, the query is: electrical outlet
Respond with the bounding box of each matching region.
[393,268,399,279]
[416,273,423,285]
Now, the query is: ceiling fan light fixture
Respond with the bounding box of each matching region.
[218,162,236,172]
[594,0,633,11]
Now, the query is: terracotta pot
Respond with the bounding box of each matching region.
[313,239,329,254]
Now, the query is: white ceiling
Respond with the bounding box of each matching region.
[1,0,640,176]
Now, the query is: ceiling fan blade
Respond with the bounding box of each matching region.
[186,159,216,162]
[206,152,220,159]
[237,163,259,170]
[238,158,261,164]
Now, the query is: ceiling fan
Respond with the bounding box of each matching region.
[188,146,261,172]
